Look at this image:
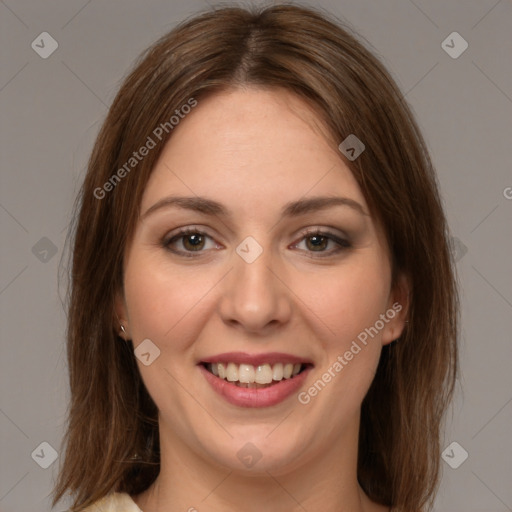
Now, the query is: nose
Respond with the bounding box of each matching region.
[217,241,292,334]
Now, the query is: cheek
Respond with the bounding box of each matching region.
[297,257,391,346]
[122,254,213,417]
[297,270,388,417]
[123,253,212,346]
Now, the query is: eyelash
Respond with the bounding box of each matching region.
[162,227,351,259]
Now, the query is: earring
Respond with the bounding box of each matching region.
[119,324,127,337]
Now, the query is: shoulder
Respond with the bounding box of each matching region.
[79,492,142,512]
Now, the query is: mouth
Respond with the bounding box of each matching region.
[198,353,314,408]
[200,361,312,389]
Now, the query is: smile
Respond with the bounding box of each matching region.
[203,362,307,388]
[198,352,313,407]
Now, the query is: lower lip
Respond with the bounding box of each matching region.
[199,364,311,408]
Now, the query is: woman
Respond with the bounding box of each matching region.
[53,4,459,512]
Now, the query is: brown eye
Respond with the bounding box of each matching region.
[294,229,351,257]
[163,228,219,257]
[181,233,205,251]
[305,234,329,251]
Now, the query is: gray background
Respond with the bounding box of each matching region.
[0,0,511,511]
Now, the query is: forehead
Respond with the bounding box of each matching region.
[141,87,366,216]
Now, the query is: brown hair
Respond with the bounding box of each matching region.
[53,4,458,511]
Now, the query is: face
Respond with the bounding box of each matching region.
[116,87,408,475]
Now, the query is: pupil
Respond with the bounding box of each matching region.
[185,234,203,250]
[308,235,326,250]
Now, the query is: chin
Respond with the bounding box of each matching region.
[198,430,309,475]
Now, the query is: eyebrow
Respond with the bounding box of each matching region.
[140,194,369,220]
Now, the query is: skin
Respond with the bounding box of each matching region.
[116,87,409,512]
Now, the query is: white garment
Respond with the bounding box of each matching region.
[79,492,142,511]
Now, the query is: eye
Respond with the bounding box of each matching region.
[162,227,351,259]
[292,229,351,257]
[162,227,221,257]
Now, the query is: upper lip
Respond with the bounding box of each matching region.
[199,352,314,366]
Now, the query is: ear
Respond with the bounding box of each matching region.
[114,288,130,339]
[381,271,410,346]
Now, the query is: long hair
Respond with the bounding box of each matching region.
[53,4,459,511]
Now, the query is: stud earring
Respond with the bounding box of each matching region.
[119,324,127,337]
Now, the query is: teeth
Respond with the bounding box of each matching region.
[207,361,304,384]
[283,363,294,379]
[272,363,284,381]
[226,362,238,382]
[255,364,273,384]
[239,364,255,383]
